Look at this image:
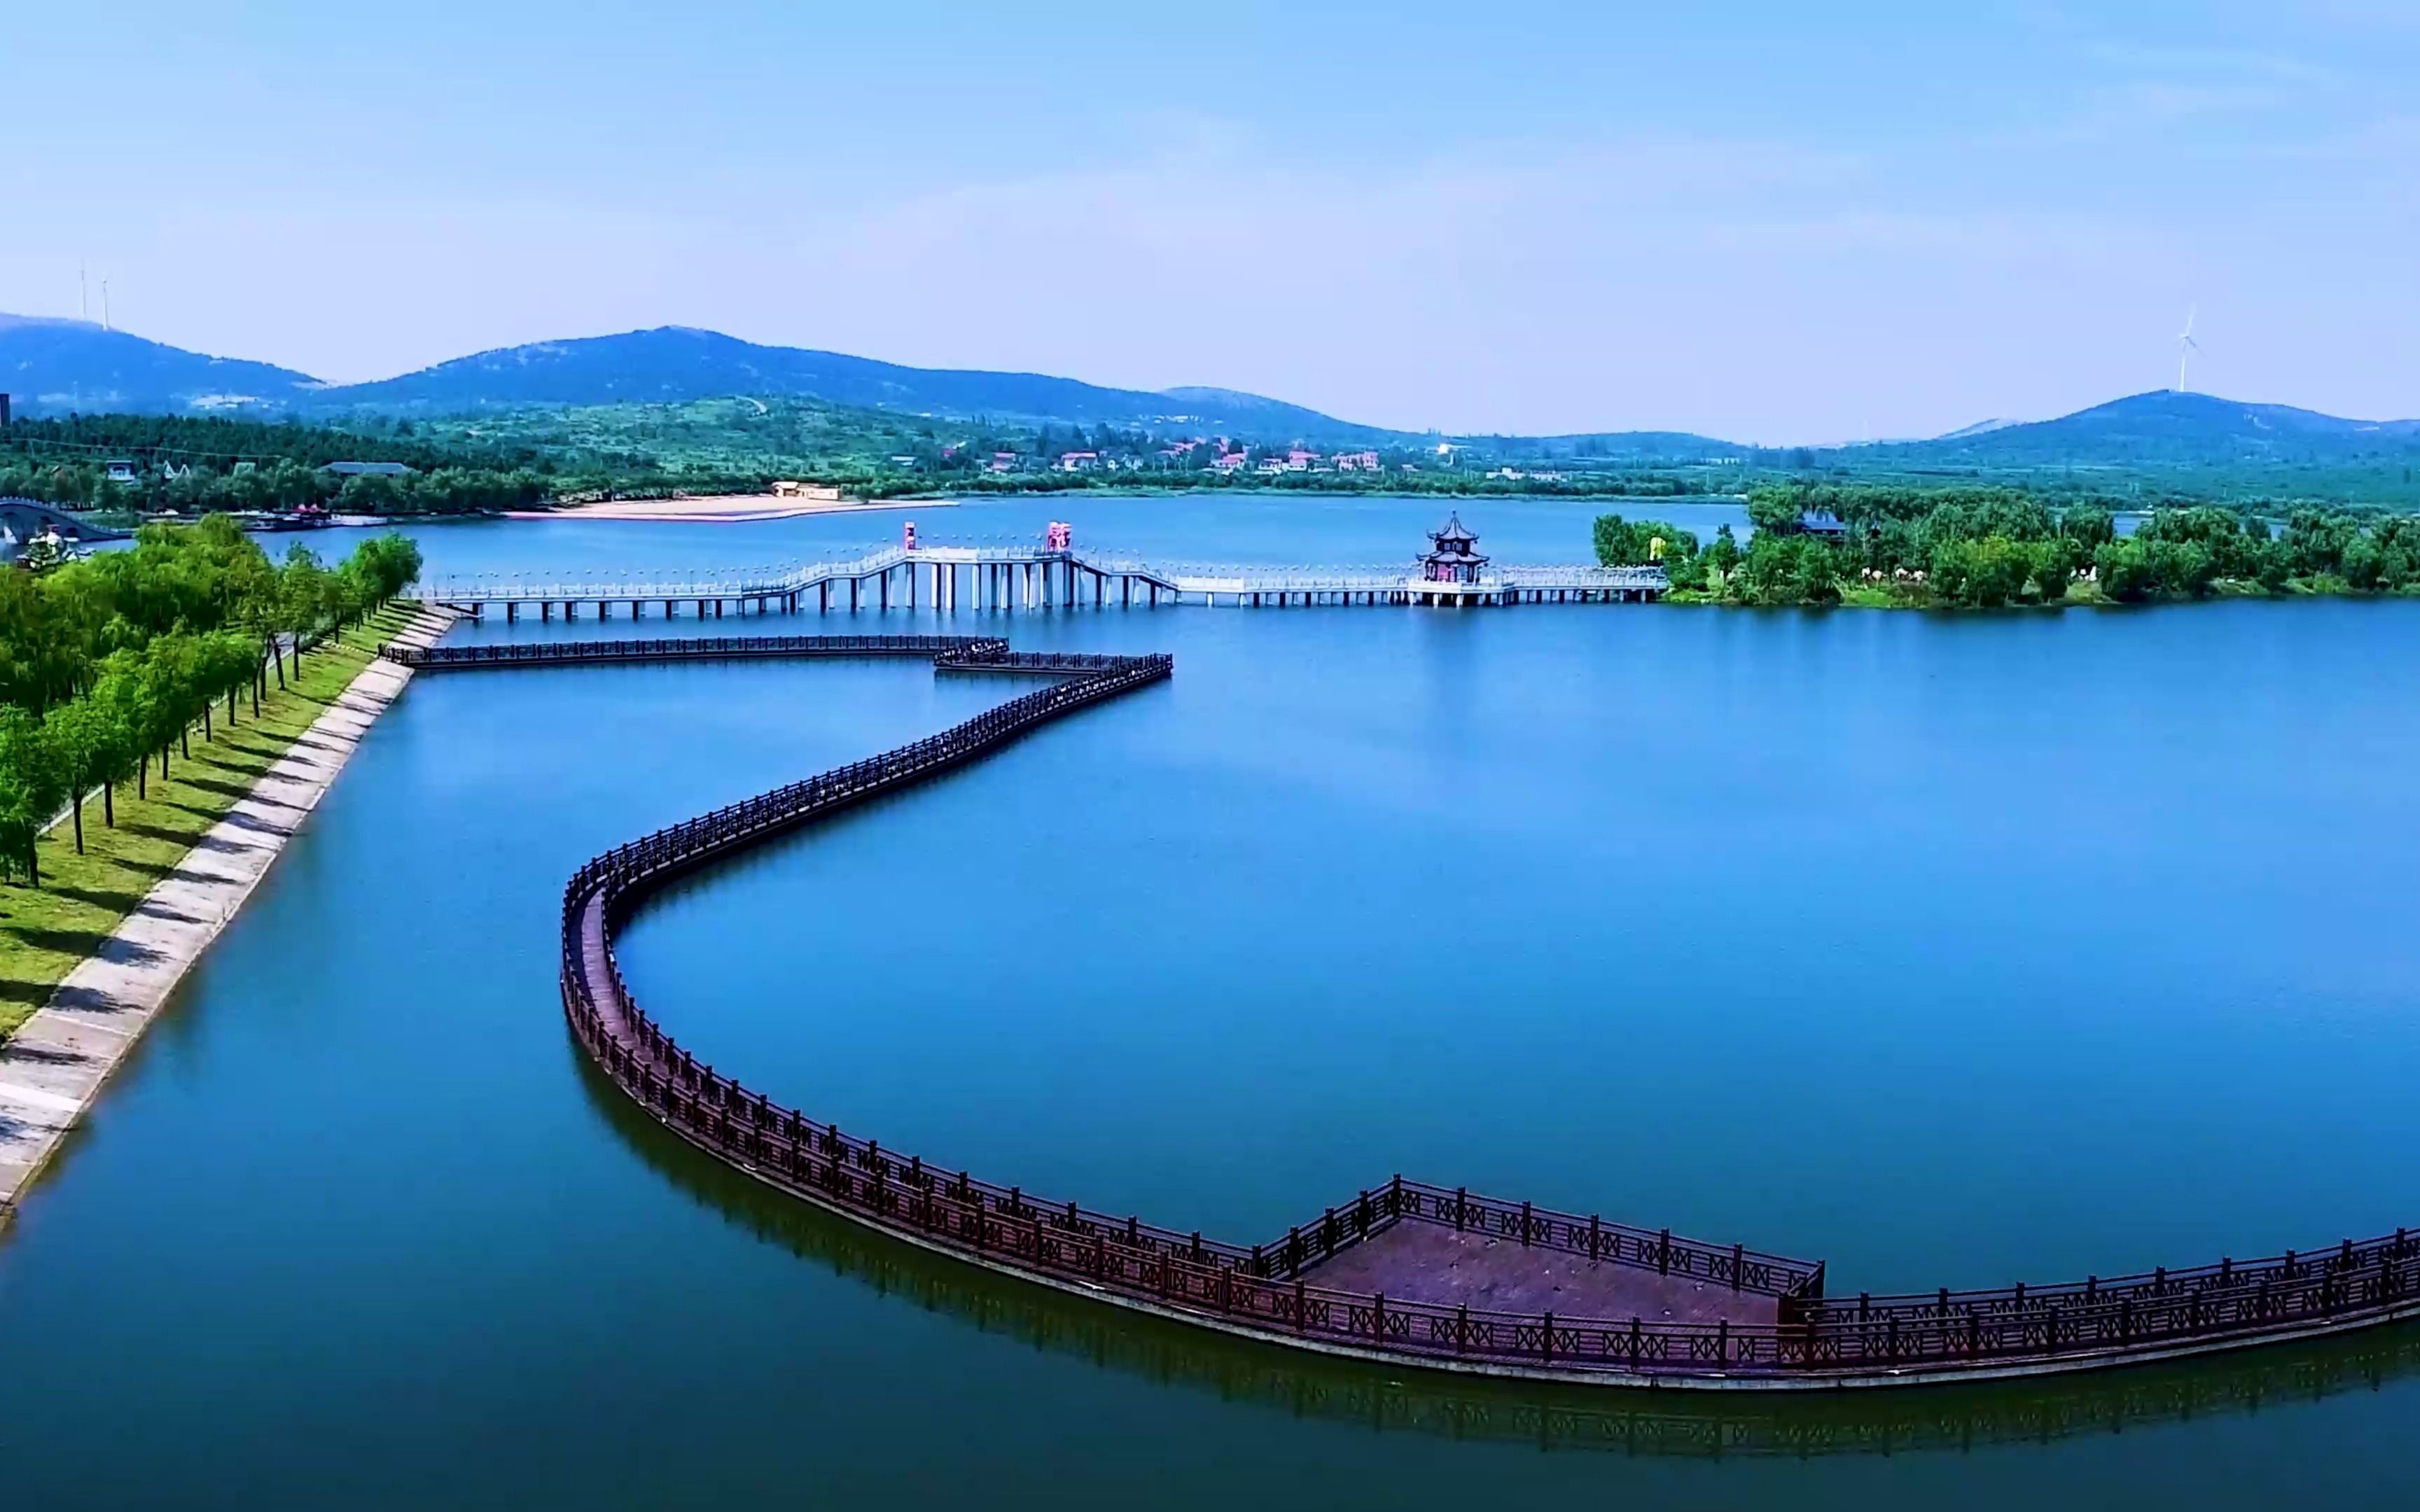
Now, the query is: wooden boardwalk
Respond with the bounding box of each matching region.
[396,630,2420,1389]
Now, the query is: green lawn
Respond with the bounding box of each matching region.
[0,605,428,1040]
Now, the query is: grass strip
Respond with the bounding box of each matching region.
[0,605,425,1040]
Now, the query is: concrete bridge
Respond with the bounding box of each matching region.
[411,539,1669,621]
[0,496,130,548]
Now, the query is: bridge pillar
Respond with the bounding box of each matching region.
[541,601,552,621]
[506,601,517,622]
[714,599,723,618]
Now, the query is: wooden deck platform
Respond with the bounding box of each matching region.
[1298,1219,1781,1331]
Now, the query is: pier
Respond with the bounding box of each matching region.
[380,629,2420,1390]
[410,519,1669,621]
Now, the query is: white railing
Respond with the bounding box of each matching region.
[415,542,1667,604]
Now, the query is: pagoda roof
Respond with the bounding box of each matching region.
[1431,512,1480,545]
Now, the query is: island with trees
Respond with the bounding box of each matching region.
[1597,485,2420,608]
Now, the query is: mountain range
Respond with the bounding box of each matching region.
[4,314,2416,470]
[0,316,1408,443]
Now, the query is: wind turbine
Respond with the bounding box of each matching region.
[2175,307,2199,393]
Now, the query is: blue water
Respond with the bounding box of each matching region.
[1,498,2417,1508]
[369,491,1751,581]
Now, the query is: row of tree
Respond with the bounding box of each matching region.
[1598,486,2420,608]
[0,522,423,883]
[0,458,554,519]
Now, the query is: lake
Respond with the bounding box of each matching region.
[2,496,2416,1508]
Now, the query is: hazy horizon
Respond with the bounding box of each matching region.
[8,3,2415,442]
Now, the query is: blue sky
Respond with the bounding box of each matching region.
[7,1,2414,440]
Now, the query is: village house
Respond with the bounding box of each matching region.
[1059,451,1100,472]
[1333,451,1381,472]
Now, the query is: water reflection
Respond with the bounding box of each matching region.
[578,1046,2420,1460]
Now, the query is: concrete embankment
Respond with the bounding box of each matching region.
[0,608,457,1220]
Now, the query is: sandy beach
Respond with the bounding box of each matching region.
[506,494,950,524]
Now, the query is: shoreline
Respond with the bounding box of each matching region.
[0,607,457,1223]
[506,494,943,524]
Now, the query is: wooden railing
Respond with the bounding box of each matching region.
[508,633,2420,1385]
[387,634,1008,669]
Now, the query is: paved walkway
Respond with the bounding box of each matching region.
[0,610,457,1220]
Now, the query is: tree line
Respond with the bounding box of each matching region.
[1,414,557,518]
[1596,485,2420,608]
[0,521,423,883]
[1,458,552,519]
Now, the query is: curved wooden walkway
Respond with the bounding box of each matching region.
[445,631,2420,1388]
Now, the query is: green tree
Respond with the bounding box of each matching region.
[0,705,62,885]
[88,656,155,811]
[1593,515,1699,569]
[279,547,331,667]
[42,696,120,853]
[1707,524,1741,575]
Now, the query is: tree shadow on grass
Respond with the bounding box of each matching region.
[45,886,146,915]
[120,822,207,848]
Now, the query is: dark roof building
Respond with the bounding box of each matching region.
[321,461,418,478]
[1420,512,1490,584]
[1799,509,1847,539]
